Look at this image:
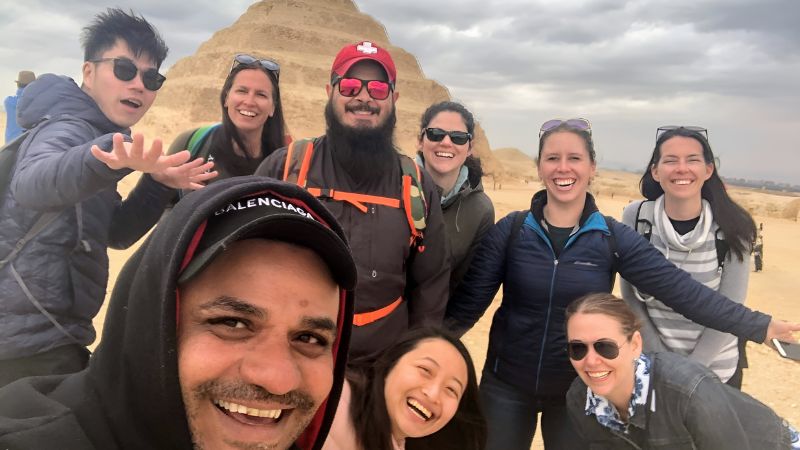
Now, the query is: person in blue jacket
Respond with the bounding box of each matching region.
[4,70,36,143]
[445,118,800,450]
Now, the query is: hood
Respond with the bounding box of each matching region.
[86,176,355,449]
[16,73,123,133]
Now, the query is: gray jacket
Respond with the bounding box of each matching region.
[567,352,794,449]
[0,74,175,360]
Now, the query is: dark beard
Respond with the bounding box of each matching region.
[324,98,398,186]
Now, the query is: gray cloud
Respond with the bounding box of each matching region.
[0,0,797,183]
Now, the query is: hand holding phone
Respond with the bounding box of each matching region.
[771,338,800,361]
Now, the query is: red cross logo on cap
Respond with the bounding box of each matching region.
[356,41,378,55]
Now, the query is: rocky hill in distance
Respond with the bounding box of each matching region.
[137,0,502,177]
[493,147,537,183]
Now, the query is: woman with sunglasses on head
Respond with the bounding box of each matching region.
[620,126,756,389]
[323,327,486,450]
[167,54,288,194]
[565,292,800,449]
[415,102,494,293]
[445,118,800,449]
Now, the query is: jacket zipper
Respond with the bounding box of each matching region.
[532,221,558,394]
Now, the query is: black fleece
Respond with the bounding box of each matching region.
[0,176,354,450]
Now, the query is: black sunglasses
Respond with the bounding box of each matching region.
[567,339,627,361]
[423,128,472,145]
[232,54,280,80]
[656,125,708,141]
[90,57,166,91]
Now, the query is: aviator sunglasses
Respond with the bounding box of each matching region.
[332,75,393,100]
[656,125,708,141]
[567,339,628,361]
[231,54,281,80]
[424,128,472,145]
[90,57,166,91]
[539,118,592,138]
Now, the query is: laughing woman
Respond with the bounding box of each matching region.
[167,54,288,195]
[565,293,800,449]
[323,327,486,450]
[416,102,494,293]
[445,118,800,449]
[620,126,757,388]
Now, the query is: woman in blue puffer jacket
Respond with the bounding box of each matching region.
[445,118,800,450]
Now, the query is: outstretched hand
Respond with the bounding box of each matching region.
[91,133,189,173]
[151,153,218,190]
[765,319,800,345]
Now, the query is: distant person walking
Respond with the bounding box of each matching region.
[754,235,764,272]
[4,70,36,143]
[620,125,757,388]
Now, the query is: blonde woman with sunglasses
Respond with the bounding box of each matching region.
[620,126,757,389]
[167,54,289,196]
[565,293,799,449]
[445,118,800,449]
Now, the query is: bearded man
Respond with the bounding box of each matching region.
[256,41,449,359]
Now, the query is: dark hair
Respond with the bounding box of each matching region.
[213,62,286,160]
[81,8,168,67]
[639,128,756,260]
[347,327,486,450]
[566,293,641,339]
[417,101,483,178]
[537,123,596,163]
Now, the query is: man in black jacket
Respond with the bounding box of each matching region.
[0,177,357,450]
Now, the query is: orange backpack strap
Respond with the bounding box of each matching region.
[305,189,400,213]
[352,297,403,327]
[282,138,316,186]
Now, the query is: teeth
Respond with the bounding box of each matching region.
[407,398,432,421]
[554,178,576,186]
[587,371,610,379]
[214,399,283,419]
[238,110,256,117]
[672,179,691,185]
[435,152,454,158]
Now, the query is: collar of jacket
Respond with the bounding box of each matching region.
[529,189,601,228]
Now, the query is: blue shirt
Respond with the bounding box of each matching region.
[4,87,25,143]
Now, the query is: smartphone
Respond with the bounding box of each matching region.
[772,338,800,361]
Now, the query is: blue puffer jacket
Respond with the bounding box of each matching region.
[446,191,771,398]
[0,74,175,360]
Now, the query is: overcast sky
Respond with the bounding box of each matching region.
[1,0,798,184]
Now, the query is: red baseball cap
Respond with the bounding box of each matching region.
[330,41,397,84]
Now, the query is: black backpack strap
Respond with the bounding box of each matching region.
[604,215,620,290]
[714,228,729,271]
[0,212,60,270]
[505,210,528,266]
[635,200,654,242]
